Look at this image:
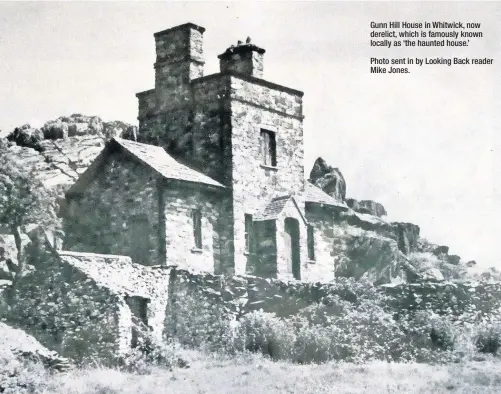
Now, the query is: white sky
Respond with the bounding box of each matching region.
[0,1,500,269]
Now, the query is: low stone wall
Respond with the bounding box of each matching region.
[7,248,501,365]
[167,268,501,325]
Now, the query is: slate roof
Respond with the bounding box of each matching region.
[303,182,348,209]
[113,138,224,188]
[253,196,291,221]
[67,137,224,195]
[253,195,307,224]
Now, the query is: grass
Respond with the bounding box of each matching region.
[23,350,501,394]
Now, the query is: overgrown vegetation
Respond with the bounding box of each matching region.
[166,278,501,365]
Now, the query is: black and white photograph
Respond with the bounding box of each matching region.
[0,1,500,393]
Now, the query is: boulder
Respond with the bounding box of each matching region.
[42,114,102,139]
[42,119,69,139]
[417,238,449,255]
[433,245,450,256]
[346,198,387,217]
[103,120,137,140]
[447,254,461,265]
[308,157,346,201]
[421,268,445,281]
[391,222,420,254]
[6,124,44,151]
[41,114,137,141]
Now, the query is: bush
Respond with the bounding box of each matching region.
[120,332,187,375]
[475,323,501,355]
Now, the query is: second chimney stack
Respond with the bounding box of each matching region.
[218,40,265,78]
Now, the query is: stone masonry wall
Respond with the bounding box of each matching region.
[137,90,156,120]
[63,152,162,266]
[251,220,277,277]
[9,250,171,365]
[9,254,123,364]
[162,183,233,274]
[304,206,337,282]
[274,199,308,281]
[191,75,233,185]
[167,268,501,324]
[229,75,304,276]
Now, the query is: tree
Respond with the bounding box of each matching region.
[0,152,61,270]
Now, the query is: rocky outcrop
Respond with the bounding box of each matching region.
[346,198,387,217]
[331,221,419,285]
[42,114,137,141]
[340,210,395,239]
[1,115,137,190]
[308,157,346,201]
[0,231,44,284]
[391,222,420,255]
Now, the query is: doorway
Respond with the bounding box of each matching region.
[284,217,301,280]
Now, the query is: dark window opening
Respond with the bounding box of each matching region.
[245,214,253,253]
[260,129,277,167]
[126,296,149,349]
[193,209,202,249]
[307,225,315,261]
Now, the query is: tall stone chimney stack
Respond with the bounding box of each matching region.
[218,38,265,78]
[153,23,205,111]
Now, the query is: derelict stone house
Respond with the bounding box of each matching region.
[63,22,348,282]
